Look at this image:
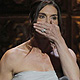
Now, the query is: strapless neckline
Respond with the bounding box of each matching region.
[12,70,59,80]
[14,70,55,75]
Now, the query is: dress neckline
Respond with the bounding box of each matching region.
[14,70,55,76]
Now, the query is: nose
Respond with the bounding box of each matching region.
[46,17,52,24]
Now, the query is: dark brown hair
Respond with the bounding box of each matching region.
[29,0,62,29]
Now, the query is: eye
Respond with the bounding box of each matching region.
[51,16,58,20]
[38,14,46,19]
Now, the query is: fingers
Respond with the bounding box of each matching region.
[51,22,60,30]
[33,22,60,36]
[33,22,50,34]
[35,29,46,35]
[34,23,50,30]
[35,28,47,38]
[37,22,52,29]
[34,26,47,34]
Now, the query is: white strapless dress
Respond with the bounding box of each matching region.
[12,70,59,80]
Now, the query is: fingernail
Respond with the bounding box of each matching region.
[33,26,36,28]
[34,23,37,25]
[37,21,40,23]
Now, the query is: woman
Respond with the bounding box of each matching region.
[0,0,80,80]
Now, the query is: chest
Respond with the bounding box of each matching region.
[14,52,54,74]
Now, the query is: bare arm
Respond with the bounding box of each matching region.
[54,37,80,80]
[0,50,13,80]
[33,22,80,80]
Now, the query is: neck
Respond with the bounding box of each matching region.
[31,35,53,53]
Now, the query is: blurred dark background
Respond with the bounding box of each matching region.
[0,0,80,72]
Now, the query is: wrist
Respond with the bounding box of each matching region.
[54,36,65,45]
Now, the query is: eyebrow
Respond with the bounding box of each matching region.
[39,13,46,16]
[39,13,58,16]
[51,14,58,16]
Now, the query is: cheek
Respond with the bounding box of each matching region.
[53,20,58,25]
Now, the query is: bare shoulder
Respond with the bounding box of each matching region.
[0,43,25,80]
[0,47,19,70]
[68,48,76,61]
[0,49,16,79]
[0,41,30,70]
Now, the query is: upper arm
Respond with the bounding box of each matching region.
[0,50,13,80]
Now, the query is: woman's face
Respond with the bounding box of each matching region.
[37,5,58,25]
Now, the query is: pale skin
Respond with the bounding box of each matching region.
[0,5,80,80]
